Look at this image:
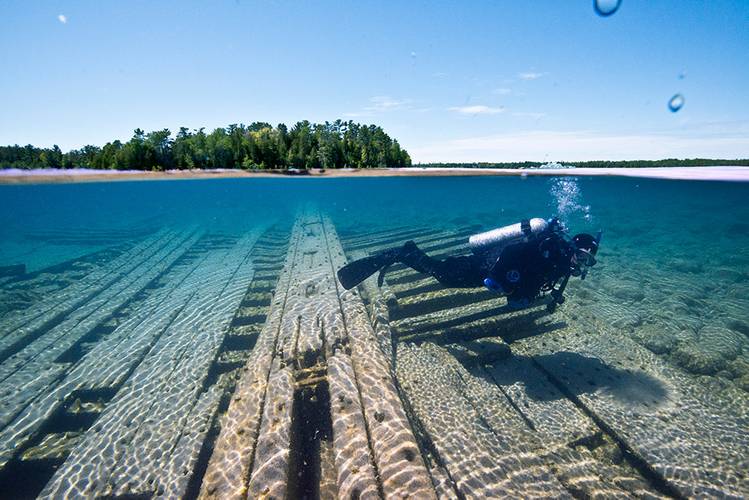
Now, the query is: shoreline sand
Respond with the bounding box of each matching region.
[0,166,748,184]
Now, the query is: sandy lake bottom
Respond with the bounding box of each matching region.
[0,175,747,498]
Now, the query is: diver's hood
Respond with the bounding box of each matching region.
[571,230,602,279]
[572,233,599,255]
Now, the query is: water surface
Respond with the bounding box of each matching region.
[0,176,747,497]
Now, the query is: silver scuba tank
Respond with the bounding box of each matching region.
[468,218,549,255]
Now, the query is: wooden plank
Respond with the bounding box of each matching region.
[513,309,749,498]
[199,223,302,500]
[0,230,187,381]
[343,223,723,498]
[483,356,598,443]
[327,351,380,499]
[245,357,295,499]
[343,266,453,496]
[239,223,312,500]
[319,291,381,499]
[39,230,264,498]
[0,235,213,472]
[0,230,199,440]
[107,232,263,497]
[322,217,437,499]
[395,341,571,499]
[339,226,411,242]
[160,383,222,499]
[342,227,444,253]
[201,211,435,499]
[0,231,170,357]
[356,240,667,497]
[34,241,231,491]
[390,287,498,321]
[392,296,552,343]
[446,352,656,498]
[65,242,218,392]
[245,214,333,499]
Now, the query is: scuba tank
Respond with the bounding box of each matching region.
[469,217,550,256]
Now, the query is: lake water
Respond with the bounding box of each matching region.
[0,176,747,498]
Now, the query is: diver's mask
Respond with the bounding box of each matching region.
[571,248,596,278]
[571,231,601,279]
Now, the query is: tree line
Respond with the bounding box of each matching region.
[0,120,411,170]
[419,159,749,169]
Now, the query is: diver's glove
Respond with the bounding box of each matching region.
[483,277,505,293]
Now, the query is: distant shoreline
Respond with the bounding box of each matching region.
[1,166,748,184]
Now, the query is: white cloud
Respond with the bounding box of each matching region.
[58,14,67,24]
[408,130,749,163]
[365,95,411,112]
[432,72,448,78]
[449,105,505,115]
[493,88,512,95]
[518,72,546,80]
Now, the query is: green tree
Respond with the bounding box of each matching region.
[0,120,416,170]
[146,129,173,170]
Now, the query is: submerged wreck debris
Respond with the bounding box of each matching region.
[200,210,433,500]
[0,210,746,498]
[340,222,748,499]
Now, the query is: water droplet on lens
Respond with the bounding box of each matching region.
[594,0,622,17]
[668,94,685,112]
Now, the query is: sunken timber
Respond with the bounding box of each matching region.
[0,209,746,499]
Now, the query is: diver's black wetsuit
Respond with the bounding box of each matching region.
[397,242,485,287]
[337,218,598,311]
[397,230,575,306]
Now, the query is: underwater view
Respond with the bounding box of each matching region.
[0,175,747,498]
[3,0,749,497]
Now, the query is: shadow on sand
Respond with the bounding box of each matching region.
[481,351,671,408]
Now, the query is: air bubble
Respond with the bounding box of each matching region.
[668,94,685,112]
[594,0,622,17]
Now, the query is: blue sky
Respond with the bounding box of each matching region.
[1,0,748,162]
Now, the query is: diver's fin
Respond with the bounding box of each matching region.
[337,251,398,290]
[377,263,393,287]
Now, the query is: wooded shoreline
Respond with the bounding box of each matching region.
[2,166,748,184]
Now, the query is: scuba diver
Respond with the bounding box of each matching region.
[337,217,601,311]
